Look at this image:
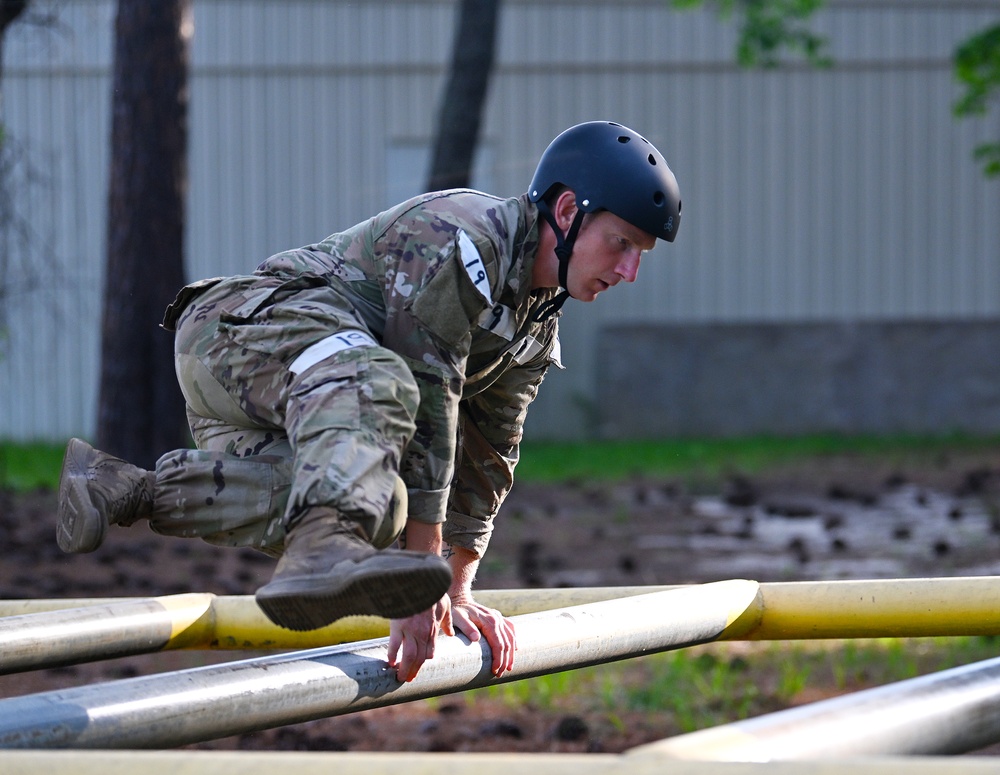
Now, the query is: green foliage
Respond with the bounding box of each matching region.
[674,2,996,176]
[955,24,1000,116]
[463,637,1000,735]
[672,0,830,67]
[5,433,1000,492]
[614,650,759,731]
[0,441,64,490]
[517,433,1000,485]
[971,142,1000,178]
[954,23,1000,177]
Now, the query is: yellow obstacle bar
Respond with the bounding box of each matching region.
[0,577,998,656]
[730,576,1000,640]
[479,577,1000,641]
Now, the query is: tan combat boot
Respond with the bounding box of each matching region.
[57,438,155,553]
[255,507,453,631]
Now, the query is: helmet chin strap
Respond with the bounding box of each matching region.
[532,200,586,322]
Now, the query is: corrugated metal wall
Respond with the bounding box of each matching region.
[2,0,998,441]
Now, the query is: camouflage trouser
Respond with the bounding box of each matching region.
[149,275,419,555]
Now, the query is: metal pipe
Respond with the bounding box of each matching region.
[0,580,760,748]
[629,655,1000,760]
[0,595,393,662]
[729,577,1000,640]
[2,578,998,666]
[4,750,1000,775]
[1,588,674,620]
[0,589,693,672]
[0,594,214,673]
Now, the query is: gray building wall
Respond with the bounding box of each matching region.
[1,0,998,441]
[598,320,1000,438]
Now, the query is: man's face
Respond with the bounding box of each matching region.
[565,210,657,302]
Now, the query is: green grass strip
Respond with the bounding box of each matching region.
[0,442,66,491]
[516,433,1000,483]
[3,433,1000,491]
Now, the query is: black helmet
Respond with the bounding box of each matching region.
[529,121,681,242]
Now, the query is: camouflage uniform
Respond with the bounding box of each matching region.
[147,190,563,559]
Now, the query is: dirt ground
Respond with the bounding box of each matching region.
[1,447,1000,753]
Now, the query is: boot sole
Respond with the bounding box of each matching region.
[255,553,453,631]
[56,439,106,554]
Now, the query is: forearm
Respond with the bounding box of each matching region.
[401,519,479,604]
[446,543,481,603]
[403,519,443,555]
[444,543,516,678]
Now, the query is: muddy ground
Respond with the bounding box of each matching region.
[1,448,1000,753]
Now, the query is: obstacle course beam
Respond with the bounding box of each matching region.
[630,654,1000,760]
[5,751,1000,775]
[731,577,1000,640]
[1,577,997,672]
[0,581,759,749]
[0,594,214,673]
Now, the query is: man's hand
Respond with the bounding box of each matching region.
[387,595,453,683]
[387,522,516,682]
[385,593,516,682]
[450,593,517,678]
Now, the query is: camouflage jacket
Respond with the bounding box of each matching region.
[255,190,563,557]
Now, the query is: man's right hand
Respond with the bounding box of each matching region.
[387,595,453,682]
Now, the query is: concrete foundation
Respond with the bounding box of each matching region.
[596,320,1000,438]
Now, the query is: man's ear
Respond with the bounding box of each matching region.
[553,189,578,231]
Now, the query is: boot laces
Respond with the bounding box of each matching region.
[91,458,152,522]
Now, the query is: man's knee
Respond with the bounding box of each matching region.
[370,475,408,549]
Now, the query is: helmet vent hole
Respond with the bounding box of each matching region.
[648,154,657,166]
[617,136,630,144]
[653,191,665,206]
[678,200,682,213]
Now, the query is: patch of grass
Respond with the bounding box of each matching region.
[463,636,1000,734]
[611,650,760,732]
[477,667,575,712]
[0,441,65,491]
[517,433,1000,485]
[4,433,999,492]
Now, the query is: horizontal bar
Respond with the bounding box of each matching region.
[630,655,1000,760]
[2,578,997,670]
[0,594,214,673]
[0,581,760,748]
[730,577,1000,640]
[4,751,1000,775]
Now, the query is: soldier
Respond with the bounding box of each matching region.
[57,121,682,682]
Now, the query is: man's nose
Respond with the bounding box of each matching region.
[617,251,641,283]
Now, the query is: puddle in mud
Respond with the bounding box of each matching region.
[487,479,1000,589]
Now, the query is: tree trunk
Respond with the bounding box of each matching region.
[426,0,500,192]
[0,2,28,366]
[98,0,190,468]
[0,0,28,38]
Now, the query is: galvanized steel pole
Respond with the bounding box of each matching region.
[0,580,760,749]
[0,594,214,673]
[5,750,1000,775]
[630,655,1000,760]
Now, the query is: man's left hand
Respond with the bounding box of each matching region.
[450,593,517,678]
